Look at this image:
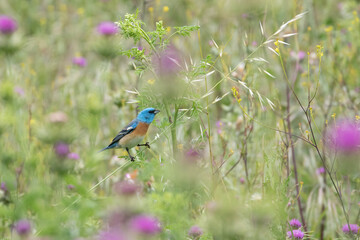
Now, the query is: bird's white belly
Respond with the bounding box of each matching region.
[118,135,144,149]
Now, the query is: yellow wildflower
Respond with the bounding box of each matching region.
[324,26,333,32]
[40,18,46,25]
[316,45,324,58]
[147,79,155,85]
[30,119,36,126]
[77,8,84,16]
[60,4,67,12]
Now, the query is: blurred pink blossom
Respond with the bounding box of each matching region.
[97,21,118,35]
[316,167,325,175]
[14,86,25,96]
[326,120,360,153]
[290,51,306,61]
[153,45,181,77]
[342,224,359,235]
[130,215,161,235]
[188,225,203,239]
[72,57,87,67]
[0,15,17,34]
[14,219,31,236]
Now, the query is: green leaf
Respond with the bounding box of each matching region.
[117,10,144,43]
[174,25,200,36]
[156,21,167,43]
[120,47,145,61]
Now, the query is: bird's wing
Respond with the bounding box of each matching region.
[107,119,139,147]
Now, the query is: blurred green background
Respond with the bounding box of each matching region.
[1,0,359,239]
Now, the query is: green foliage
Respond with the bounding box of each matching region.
[121,47,145,61]
[1,1,360,240]
[117,11,144,44]
[149,192,191,238]
[174,25,200,37]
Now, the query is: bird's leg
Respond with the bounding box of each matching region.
[126,147,135,162]
[137,142,150,149]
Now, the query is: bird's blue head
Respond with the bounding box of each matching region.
[137,108,160,124]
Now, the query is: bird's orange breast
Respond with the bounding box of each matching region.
[132,122,150,136]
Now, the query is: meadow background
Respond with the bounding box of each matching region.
[0,0,360,239]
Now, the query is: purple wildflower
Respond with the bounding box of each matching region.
[67,152,80,160]
[327,120,360,153]
[342,224,359,235]
[252,41,257,46]
[186,148,200,158]
[0,15,17,34]
[184,148,202,164]
[298,51,306,60]
[14,219,31,236]
[216,121,223,134]
[54,142,70,157]
[316,167,325,175]
[0,182,7,192]
[290,51,306,61]
[153,45,181,77]
[241,13,249,19]
[289,219,302,229]
[130,215,161,235]
[107,210,133,228]
[97,21,118,36]
[14,86,25,97]
[72,57,87,67]
[188,225,203,239]
[113,181,140,196]
[98,229,125,240]
[287,229,304,239]
[239,177,245,184]
[67,184,75,190]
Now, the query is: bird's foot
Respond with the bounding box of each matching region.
[138,142,151,149]
[120,155,135,162]
[125,147,135,162]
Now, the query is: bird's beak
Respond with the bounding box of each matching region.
[154,109,160,114]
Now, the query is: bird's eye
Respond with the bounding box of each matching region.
[148,110,155,114]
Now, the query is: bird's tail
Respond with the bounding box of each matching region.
[97,147,109,153]
[98,143,117,153]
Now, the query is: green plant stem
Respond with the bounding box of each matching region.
[139,28,160,57]
[306,115,355,239]
[197,30,214,173]
[282,58,307,231]
[278,48,355,239]
[171,105,179,158]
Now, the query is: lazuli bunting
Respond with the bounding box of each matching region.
[99,108,160,161]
